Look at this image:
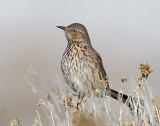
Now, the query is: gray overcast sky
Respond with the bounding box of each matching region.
[0,0,160,125]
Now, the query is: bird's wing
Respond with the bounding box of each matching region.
[91,48,108,81]
[81,47,109,90]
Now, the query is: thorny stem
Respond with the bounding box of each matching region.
[36,110,43,126]
[65,109,72,126]
[50,104,56,126]
[104,98,112,125]
[40,99,57,126]
[155,105,160,123]
[144,78,153,99]
[119,93,133,123]
[119,94,123,126]
[91,99,96,118]
[142,79,153,124]
[64,96,72,126]
[16,119,22,126]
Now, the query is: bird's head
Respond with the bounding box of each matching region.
[57,23,91,45]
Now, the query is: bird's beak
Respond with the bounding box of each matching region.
[56,26,65,30]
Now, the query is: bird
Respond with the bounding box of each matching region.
[57,23,131,108]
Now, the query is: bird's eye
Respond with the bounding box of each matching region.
[72,29,77,33]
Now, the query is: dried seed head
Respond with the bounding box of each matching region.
[33,116,40,126]
[63,93,74,108]
[139,62,154,79]
[10,119,17,126]
[153,96,160,123]
[36,100,43,106]
[46,92,52,100]
[137,82,142,91]
[121,77,128,83]
[136,76,143,91]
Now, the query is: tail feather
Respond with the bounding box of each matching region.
[109,88,131,109]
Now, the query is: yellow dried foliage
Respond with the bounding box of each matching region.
[32,116,40,126]
[47,92,52,100]
[72,109,106,126]
[139,62,154,78]
[10,119,17,126]
[121,78,128,83]
[36,100,43,106]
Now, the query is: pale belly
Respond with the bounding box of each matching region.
[61,54,88,97]
[61,49,106,98]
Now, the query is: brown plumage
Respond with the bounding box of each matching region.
[57,23,131,108]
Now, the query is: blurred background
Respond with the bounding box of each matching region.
[0,0,160,125]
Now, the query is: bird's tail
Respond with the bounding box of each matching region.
[107,88,131,109]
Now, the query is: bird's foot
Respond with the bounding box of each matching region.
[76,102,79,110]
[76,102,83,110]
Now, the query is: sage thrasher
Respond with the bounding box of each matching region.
[57,23,130,108]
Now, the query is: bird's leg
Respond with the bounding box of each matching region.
[76,103,80,110]
[72,93,79,97]
[76,94,85,110]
